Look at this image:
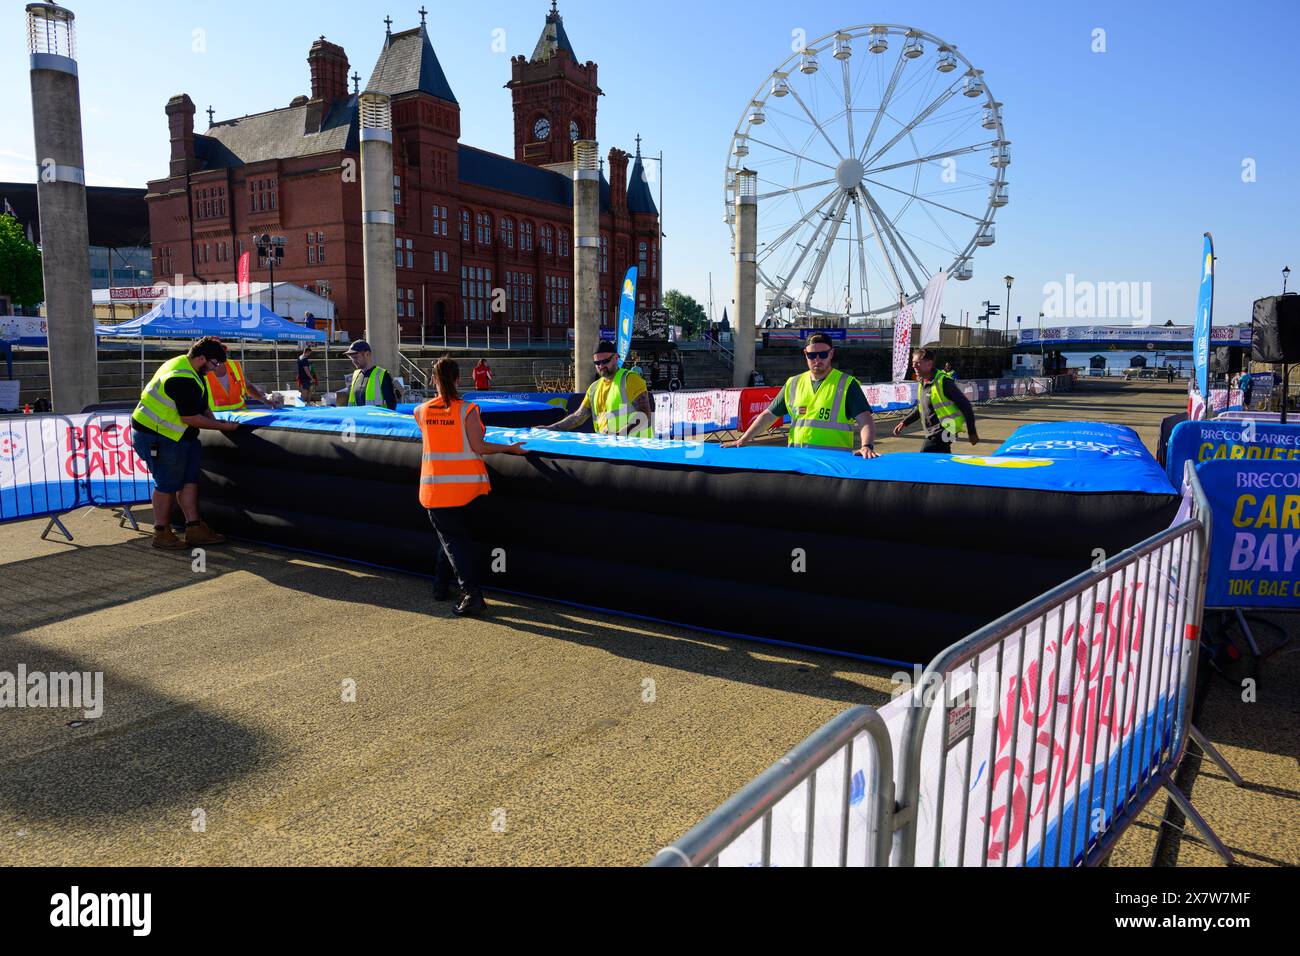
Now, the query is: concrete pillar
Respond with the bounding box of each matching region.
[732,169,757,388]
[572,140,600,393]
[358,91,399,378]
[27,3,98,413]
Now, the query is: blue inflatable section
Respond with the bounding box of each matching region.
[220,408,1173,496]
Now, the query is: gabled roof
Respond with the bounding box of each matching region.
[367,25,458,103]
[457,145,609,212]
[196,96,360,168]
[626,150,658,216]
[531,5,577,62]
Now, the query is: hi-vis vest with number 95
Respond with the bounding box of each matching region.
[928,370,967,437]
[132,355,206,441]
[205,358,248,412]
[784,368,858,450]
[415,398,490,508]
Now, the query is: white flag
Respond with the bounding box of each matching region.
[892,304,914,383]
[918,272,948,347]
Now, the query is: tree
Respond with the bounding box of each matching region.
[663,288,708,340]
[0,213,43,307]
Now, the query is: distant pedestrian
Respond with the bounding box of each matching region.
[472,358,493,391]
[297,345,319,400]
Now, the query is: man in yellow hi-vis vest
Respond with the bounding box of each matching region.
[893,348,980,453]
[549,340,654,438]
[130,337,242,550]
[343,340,398,409]
[724,333,879,457]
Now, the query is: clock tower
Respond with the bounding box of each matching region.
[507,2,601,167]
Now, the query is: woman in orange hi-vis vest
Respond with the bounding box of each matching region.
[415,356,527,616]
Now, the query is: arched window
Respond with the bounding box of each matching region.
[460,208,472,242]
[521,221,534,252]
[476,211,493,246]
[638,241,649,279]
[540,225,554,255]
[500,217,515,249]
[558,228,569,257]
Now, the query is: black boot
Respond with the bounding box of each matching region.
[432,575,451,602]
[453,588,487,617]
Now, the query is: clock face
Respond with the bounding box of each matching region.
[570,120,580,142]
[533,116,551,141]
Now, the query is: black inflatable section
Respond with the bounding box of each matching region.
[197,424,1180,664]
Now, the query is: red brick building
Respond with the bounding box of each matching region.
[145,5,660,339]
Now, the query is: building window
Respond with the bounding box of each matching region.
[638,241,649,278]
[431,250,449,273]
[558,228,569,258]
[651,240,657,279]
[500,217,515,250]
[506,271,536,323]
[397,290,405,318]
[601,289,609,325]
[461,209,472,242]
[316,280,331,299]
[544,274,571,324]
[307,232,317,265]
[460,265,493,322]
[521,221,534,252]
[540,225,554,256]
[316,231,326,264]
[393,174,402,207]
[407,288,416,320]
[395,238,403,268]
[432,204,448,237]
[599,235,608,274]
[476,212,492,246]
[432,152,448,186]
[394,237,413,268]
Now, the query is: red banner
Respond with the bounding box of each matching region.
[739,387,781,431]
[237,252,251,298]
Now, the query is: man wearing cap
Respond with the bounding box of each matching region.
[548,340,654,438]
[724,333,879,457]
[343,340,397,410]
[131,336,242,549]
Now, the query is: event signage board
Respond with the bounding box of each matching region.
[0,413,153,523]
[1164,419,1300,485]
[1197,459,1300,608]
[1191,234,1214,418]
[892,304,914,383]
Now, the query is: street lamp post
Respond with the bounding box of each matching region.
[254,233,285,312]
[1004,274,1014,344]
[1285,266,1291,294]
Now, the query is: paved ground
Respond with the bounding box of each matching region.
[0,380,1294,866]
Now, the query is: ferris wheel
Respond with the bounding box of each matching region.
[725,24,1009,326]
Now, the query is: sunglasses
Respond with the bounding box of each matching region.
[593,356,615,367]
[805,350,831,361]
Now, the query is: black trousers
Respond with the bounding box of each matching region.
[427,502,480,591]
[920,435,952,454]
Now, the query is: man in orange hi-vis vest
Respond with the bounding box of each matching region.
[415,355,527,616]
[204,353,282,412]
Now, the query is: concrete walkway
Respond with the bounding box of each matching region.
[0,380,1293,866]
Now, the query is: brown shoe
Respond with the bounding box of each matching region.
[184,521,227,547]
[151,526,186,550]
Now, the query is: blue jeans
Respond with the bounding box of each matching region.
[131,427,201,493]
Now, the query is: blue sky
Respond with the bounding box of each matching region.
[2,0,1295,329]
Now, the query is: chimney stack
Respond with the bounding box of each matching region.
[165,94,196,177]
[608,148,629,212]
[308,38,350,104]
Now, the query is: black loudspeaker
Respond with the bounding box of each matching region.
[1210,346,1242,374]
[1252,294,1300,363]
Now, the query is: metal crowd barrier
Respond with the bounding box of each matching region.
[648,706,896,867]
[652,463,1241,867]
[0,411,152,540]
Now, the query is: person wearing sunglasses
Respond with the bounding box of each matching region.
[548,340,654,438]
[724,333,879,457]
[892,348,980,453]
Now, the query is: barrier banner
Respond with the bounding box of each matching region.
[738,387,781,431]
[1164,419,1300,485]
[0,413,152,523]
[1196,459,1300,607]
[891,304,914,383]
[463,391,582,414]
[902,550,1192,866]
